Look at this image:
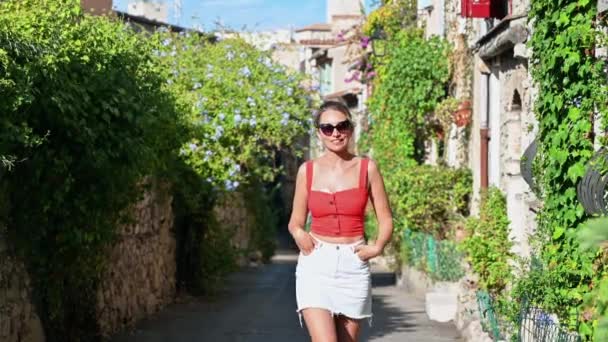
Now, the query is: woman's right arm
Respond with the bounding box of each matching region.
[288,162,316,254]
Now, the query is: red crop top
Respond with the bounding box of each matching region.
[306,158,369,237]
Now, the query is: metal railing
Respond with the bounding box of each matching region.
[402,228,465,282]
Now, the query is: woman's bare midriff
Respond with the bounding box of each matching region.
[310,232,365,244]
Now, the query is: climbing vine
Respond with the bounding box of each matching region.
[520,0,608,338]
[367,27,450,176]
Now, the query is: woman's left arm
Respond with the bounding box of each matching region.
[355,159,394,260]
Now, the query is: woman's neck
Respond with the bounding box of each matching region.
[321,150,355,166]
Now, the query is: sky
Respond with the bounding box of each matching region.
[113,0,431,32]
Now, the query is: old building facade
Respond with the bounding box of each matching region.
[422,0,537,258]
[295,0,369,158]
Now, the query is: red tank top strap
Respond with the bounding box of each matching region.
[306,160,313,192]
[359,158,369,190]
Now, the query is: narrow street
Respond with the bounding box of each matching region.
[112,234,462,342]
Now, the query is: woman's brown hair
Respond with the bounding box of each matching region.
[314,101,353,127]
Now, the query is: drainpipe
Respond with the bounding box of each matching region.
[480,72,490,190]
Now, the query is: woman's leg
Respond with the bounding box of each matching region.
[334,315,361,342]
[302,308,338,342]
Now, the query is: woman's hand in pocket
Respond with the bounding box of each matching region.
[354,244,382,261]
[292,229,317,255]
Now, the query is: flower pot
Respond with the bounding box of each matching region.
[453,100,472,127]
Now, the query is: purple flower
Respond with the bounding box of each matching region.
[188,143,198,151]
[360,36,371,49]
[234,114,242,123]
[162,38,172,46]
[227,51,235,61]
[247,97,256,106]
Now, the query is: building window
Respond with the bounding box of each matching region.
[319,61,332,96]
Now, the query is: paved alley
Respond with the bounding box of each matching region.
[112,248,462,342]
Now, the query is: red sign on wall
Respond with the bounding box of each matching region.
[461,0,509,19]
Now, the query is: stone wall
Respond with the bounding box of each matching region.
[498,54,538,258]
[397,264,493,342]
[96,180,177,337]
[0,234,45,342]
[213,191,256,265]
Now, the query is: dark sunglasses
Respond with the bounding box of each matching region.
[318,120,353,136]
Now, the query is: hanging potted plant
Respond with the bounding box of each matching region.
[434,97,459,136]
[453,99,472,127]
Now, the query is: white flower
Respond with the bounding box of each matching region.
[213,125,224,140]
[240,66,252,78]
[281,112,290,126]
[263,57,273,68]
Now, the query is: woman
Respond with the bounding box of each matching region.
[288,101,394,342]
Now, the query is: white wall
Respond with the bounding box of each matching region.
[488,67,501,187]
[327,0,362,23]
[127,1,168,22]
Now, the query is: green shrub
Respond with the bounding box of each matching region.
[0,0,312,339]
[461,187,512,295]
[0,1,186,339]
[391,165,471,238]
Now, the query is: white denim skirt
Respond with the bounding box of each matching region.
[295,234,372,327]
